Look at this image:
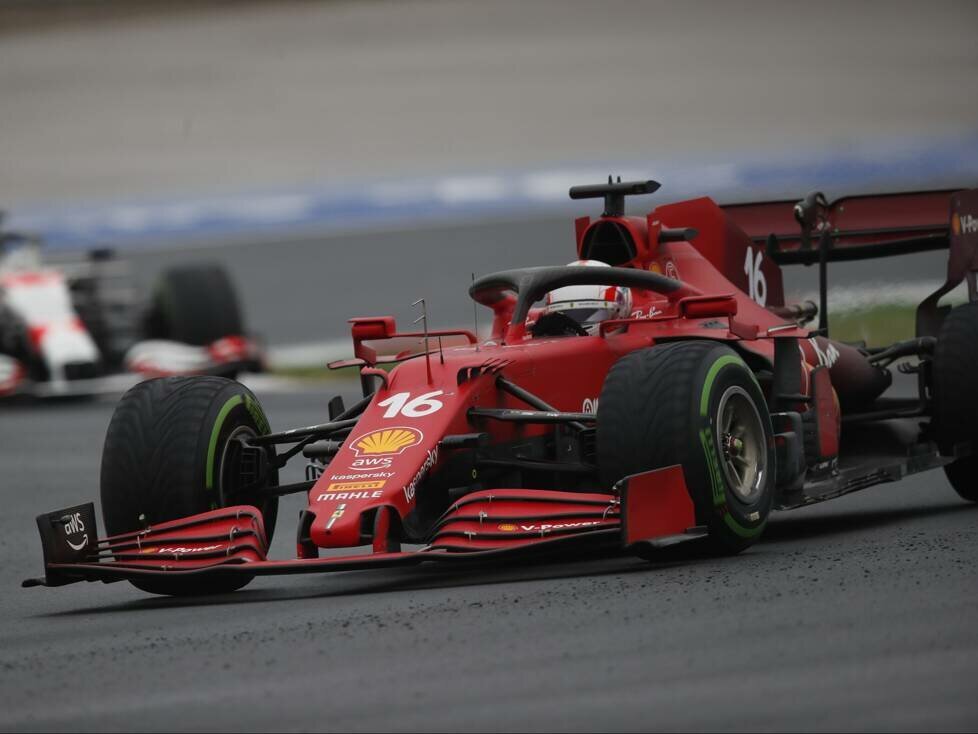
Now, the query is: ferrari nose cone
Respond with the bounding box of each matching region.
[39,322,100,380]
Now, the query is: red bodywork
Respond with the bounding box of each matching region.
[26,185,978,589]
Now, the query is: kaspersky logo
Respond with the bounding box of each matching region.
[351,427,423,457]
[952,212,978,236]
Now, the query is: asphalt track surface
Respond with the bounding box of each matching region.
[2,340,977,731]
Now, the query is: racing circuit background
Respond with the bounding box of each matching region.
[1,1,977,731]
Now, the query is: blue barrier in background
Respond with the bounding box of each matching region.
[7,135,978,251]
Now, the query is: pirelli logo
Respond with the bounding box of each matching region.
[326,480,386,491]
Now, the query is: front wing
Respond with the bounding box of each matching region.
[24,467,703,589]
[1,335,263,400]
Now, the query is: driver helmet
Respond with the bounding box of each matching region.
[543,260,632,334]
[0,231,42,273]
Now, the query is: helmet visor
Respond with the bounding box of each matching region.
[560,307,618,324]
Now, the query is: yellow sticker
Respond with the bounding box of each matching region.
[326,480,386,491]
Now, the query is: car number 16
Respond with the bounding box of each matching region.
[743,246,768,306]
[377,390,445,418]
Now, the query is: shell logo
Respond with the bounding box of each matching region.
[952,212,961,236]
[497,523,518,531]
[352,427,423,457]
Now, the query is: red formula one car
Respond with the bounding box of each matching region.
[24,179,978,596]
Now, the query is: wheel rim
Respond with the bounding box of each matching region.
[218,425,258,507]
[716,385,766,505]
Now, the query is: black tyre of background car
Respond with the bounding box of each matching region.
[100,376,278,595]
[144,264,243,347]
[932,301,978,502]
[597,341,776,554]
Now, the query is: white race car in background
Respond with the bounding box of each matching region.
[0,216,262,399]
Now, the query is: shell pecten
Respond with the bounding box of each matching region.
[353,427,422,456]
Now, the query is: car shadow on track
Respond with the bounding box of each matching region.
[34,500,974,617]
[35,545,720,618]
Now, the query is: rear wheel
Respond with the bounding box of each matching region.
[100,376,278,595]
[932,302,978,501]
[144,264,243,347]
[597,341,775,554]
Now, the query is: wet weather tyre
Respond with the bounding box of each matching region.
[100,376,278,595]
[144,264,243,347]
[597,341,775,554]
[932,302,978,502]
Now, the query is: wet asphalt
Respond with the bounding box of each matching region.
[1,376,976,731]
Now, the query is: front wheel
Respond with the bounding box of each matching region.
[597,341,776,554]
[100,376,278,595]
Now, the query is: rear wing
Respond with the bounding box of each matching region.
[723,189,963,265]
[722,187,978,337]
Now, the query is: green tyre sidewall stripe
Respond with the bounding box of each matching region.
[204,393,274,492]
[206,394,243,491]
[199,383,278,536]
[244,394,271,434]
[700,355,760,417]
[696,349,773,545]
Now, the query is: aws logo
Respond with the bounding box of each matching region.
[62,512,88,551]
[351,427,423,457]
[349,457,393,472]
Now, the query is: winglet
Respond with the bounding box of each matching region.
[618,465,699,548]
